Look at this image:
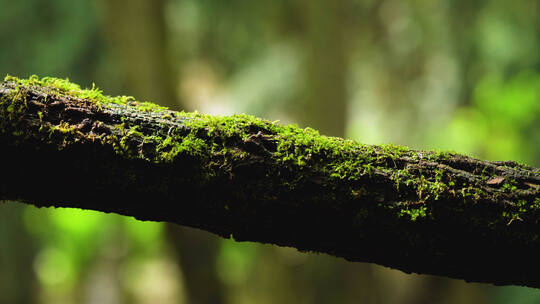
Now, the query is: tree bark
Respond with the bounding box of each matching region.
[1,77,539,288]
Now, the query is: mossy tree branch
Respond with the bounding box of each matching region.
[1,76,539,288]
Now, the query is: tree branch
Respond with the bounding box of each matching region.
[1,76,539,288]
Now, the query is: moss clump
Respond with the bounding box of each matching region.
[3,74,167,111]
[399,205,427,221]
[156,132,209,162]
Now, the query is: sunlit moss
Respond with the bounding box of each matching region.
[4,74,138,107]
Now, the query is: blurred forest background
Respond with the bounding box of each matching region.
[1,0,540,303]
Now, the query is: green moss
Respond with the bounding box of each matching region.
[459,186,485,201]
[5,75,533,227]
[129,101,168,113]
[501,180,519,193]
[3,75,163,111]
[156,132,209,162]
[502,211,523,225]
[399,205,427,221]
[127,125,144,138]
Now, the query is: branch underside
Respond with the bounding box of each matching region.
[0,77,539,288]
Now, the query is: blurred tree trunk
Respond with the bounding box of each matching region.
[166,226,225,304]
[97,0,179,110]
[300,0,347,138]
[97,2,226,303]
[0,203,38,304]
[448,0,484,107]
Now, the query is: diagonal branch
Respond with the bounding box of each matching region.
[1,76,539,288]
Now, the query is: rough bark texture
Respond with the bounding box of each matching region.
[1,77,539,288]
